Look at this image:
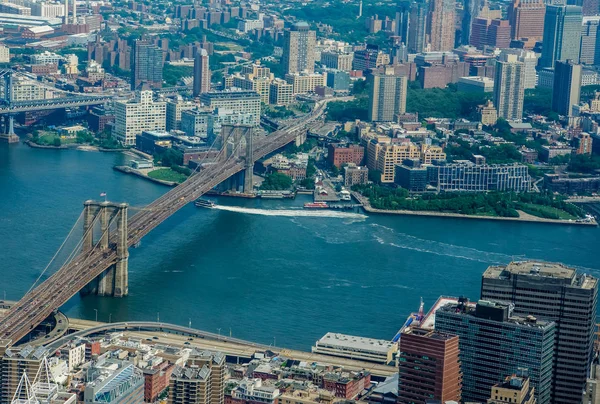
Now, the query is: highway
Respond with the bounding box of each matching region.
[53,319,398,377]
[0,100,328,347]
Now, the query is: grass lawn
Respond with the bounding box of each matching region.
[519,203,579,220]
[147,168,188,184]
[37,133,76,145]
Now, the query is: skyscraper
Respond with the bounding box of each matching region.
[508,0,545,48]
[395,1,411,44]
[131,40,164,90]
[502,48,539,89]
[552,60,582,116]
[282,22,316,75]
[397,328,462,403]
[582,0,599,16]
[435,299,556,404]
[408,0,429,53]
[429,0,456,51]
[493,52,525,121]
[368,73,408,122]
[480,261,598,404]
[193,48,210,97]
[580,17,600,65]
[462,0,483,45]
[540,5,583,68]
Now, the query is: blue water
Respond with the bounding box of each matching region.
[1,143,598,350]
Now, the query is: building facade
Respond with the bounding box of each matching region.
[429,0,456,51]
[131,40,163,90]
[508,0,545,47]
[436,162,531,192]
[540,5,583,68]
[435,299,556,403]
[481,261,599,404]
[552,59,582,117]
[368,73,408,122]
[283,22,316,75]
[397,328,462,403]
[493,53,525,121]
[114,90,167,146]
[199,91,261,126]
[193,48,210,97]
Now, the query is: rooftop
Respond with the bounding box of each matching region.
[315,333,396,354]
[484,261,576,280]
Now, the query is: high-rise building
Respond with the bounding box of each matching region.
[168,365,211,404]
[282,22,316,75]
[552,59,582,116]
[269,79,294,106]
[397,328,462,403]
[320,51,353,71]
[166,97,195,131]
[429,0,456,51]
[493,52,525,121]
[193,48,210,97]
[462,0,483,44]
[583,0,600,16]
[580,17,600,65]
[408,0,429,53]
[187,350,226,404]
[395,1,411,43]
[435,299,556,404]
[368,73,408,122]
[1,346,48,404]
[540,5,582,68]
[501,49,539,89]
[114,90,167,145]
[508,0,545,48]
[0,45,9,63]
[131,39,163,90]
[480,261,599,404]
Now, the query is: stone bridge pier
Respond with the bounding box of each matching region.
[80,200,129,297]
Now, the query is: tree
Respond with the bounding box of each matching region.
[53,137,62,147]
[330,164,340,176]
[260,172,293,190]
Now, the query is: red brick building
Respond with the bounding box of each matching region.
[397,328,461,403]
[327,144,364,168]
[143,362,174,402]
[322,371,371,399]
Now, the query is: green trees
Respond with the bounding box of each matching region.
[568,154,600,173]
[163,64,193,86]
[406,86,488,119]
[260,172,293,190]
[155,149,183,167]
[326,98,369,121]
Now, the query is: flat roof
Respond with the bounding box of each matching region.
[316,332,396,354]
[420,296,476,330]
[483,261,576,280]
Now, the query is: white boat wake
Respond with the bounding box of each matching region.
[212,205,367,220]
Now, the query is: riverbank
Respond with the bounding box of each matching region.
[25,139,131,153]
[113,165,178,187]
[352,192,597,226]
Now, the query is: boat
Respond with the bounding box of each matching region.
[304,202,328,209]
[195,199,215,208]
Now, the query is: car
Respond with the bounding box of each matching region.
[188,337,194,341]
[152,336,159,340]
[184,342,191,345]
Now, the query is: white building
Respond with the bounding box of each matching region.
[312,332,398,364]
[238,18,263,33]
[62,343,86,371]
[181,108,213,139]
[199,91,261,126]
[0,45,9,63]
[494,52,525,121]
[31,2,65,18]
[284,72,326,94]
[501,49,539,90]
[30,50,63,65]
[166,96,195,131]
[114,90,166,146]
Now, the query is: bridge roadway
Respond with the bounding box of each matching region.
[0,101,327,347]
[49,319,398,377]
[0,95,113,114]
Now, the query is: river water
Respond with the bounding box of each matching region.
[1,143,598,350]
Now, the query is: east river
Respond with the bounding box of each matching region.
[1,143,599,350]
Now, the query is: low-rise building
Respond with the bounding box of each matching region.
[327,144,364,168]
[436,162,531,192]
[285,72,326,94]
[458,76,494,93]
[312,333,397,364]
[344,164,369,187]
[269,79,294,105]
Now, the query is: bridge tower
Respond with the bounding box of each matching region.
[221,125,254,193]
[81,200,129,297]
[0,69,18,144]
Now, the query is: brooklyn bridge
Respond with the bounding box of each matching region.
[0,99,328,349]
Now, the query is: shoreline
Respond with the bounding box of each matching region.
[113,165,178,187]
[351,192,597,226]
[25,139,128,153]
